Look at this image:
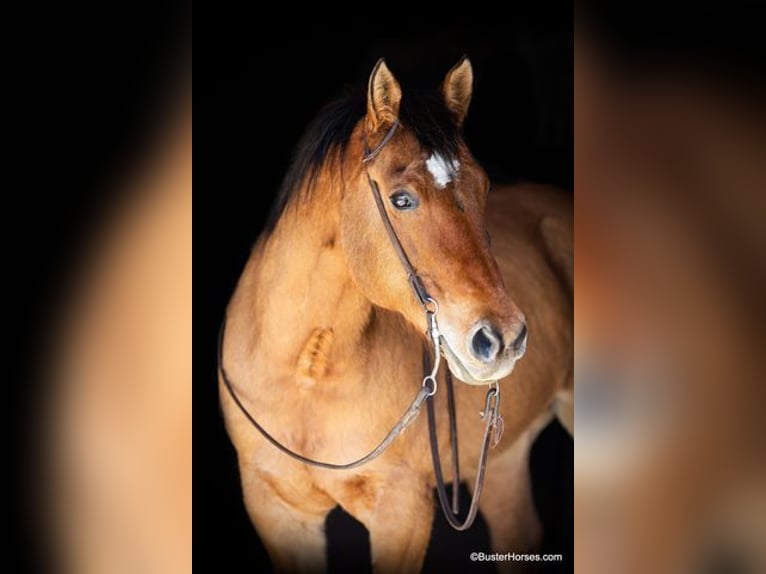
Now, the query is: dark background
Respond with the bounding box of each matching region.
[202,11,573,574]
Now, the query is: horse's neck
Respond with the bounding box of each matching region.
[232,184,373,387]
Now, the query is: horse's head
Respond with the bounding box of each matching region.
[341,58,527,384]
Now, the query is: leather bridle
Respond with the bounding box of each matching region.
[218,120,504,530]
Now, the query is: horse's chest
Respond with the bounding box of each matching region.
[293,367,409,445]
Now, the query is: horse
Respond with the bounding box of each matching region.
[220,57,573,573]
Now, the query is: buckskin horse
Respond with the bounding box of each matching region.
[219,58,573,573]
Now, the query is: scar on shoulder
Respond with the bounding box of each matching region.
[296,328,334,385]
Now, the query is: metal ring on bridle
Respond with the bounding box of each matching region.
[422,375,437,396]
[482,383,500,417]
[424,296,439,315]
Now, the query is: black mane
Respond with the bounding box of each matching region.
[265,88,461,232]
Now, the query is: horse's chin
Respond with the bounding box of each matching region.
[440,336,513,386]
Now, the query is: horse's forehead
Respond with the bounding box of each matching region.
[425,152,460,189]
[382,133,480,189]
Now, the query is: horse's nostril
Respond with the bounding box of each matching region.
[511,323,527,353]
[470,325,502,363]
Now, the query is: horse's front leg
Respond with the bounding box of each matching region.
[239,460,335,574]
[338,470,434,574]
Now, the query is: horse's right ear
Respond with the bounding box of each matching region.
[442,56,473,126]
[367,59,401,132]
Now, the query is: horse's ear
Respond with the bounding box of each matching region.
[367,58,401,132]
[442,56,473,126]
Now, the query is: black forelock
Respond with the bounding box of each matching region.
[399,89,460,162]
[264,87,461,233]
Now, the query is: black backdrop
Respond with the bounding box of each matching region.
[201,12,573,574]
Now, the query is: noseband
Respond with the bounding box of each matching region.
[219,120,504,530]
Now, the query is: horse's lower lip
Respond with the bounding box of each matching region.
[439,336,499,386]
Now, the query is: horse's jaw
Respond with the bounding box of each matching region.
[439,336,517,386]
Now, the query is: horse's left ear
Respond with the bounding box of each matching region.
[442,56,473,126]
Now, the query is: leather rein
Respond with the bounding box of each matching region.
[218,120,504,530]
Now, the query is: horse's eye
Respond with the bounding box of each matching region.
[389,190,419,211]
